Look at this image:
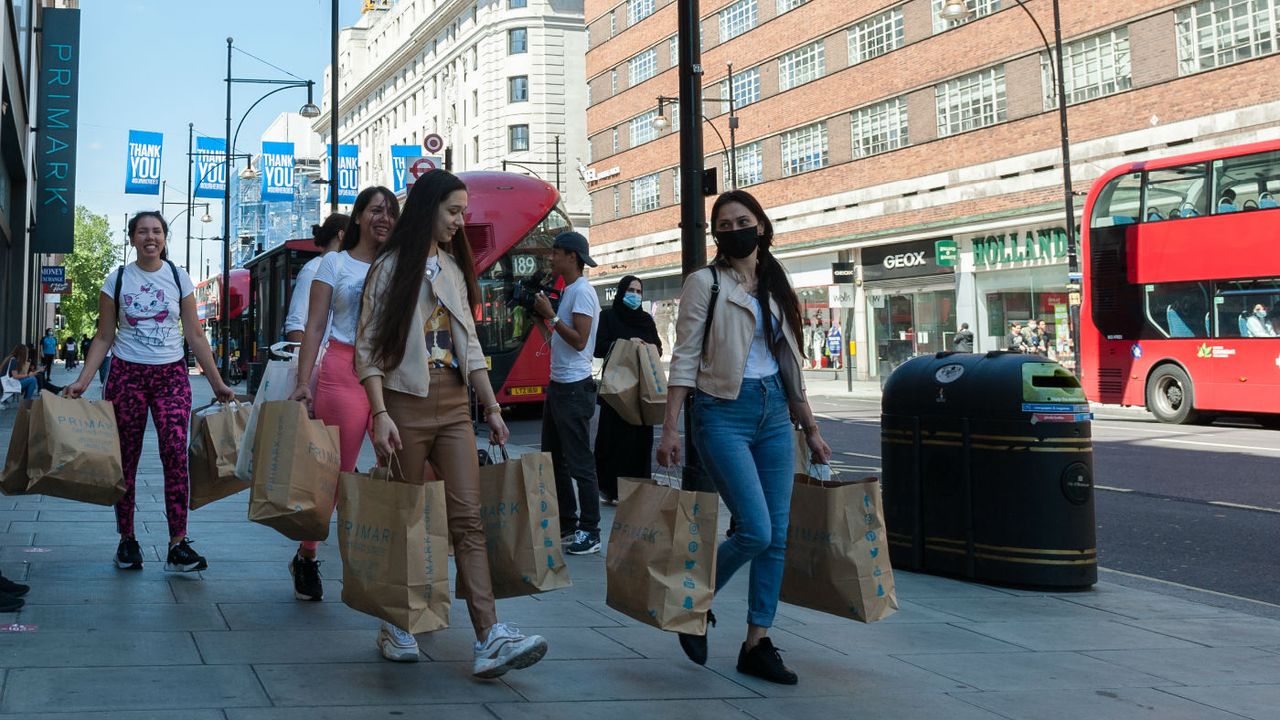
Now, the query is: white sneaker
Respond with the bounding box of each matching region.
[473,623,548,678]
[377,622,421,662]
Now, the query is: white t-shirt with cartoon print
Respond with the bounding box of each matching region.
[312,250,371,345]
[101,262,195,365]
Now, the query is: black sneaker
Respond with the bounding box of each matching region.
[560,528,577,546]
[0,592,22,613]
[115,537,144,570]
[736,637,798,685]
[164,538,208,573]
[678,610,716,665]
[0,572,29,597]
[289,554,323,601]
[565,530,601,556]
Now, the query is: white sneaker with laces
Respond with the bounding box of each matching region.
[473,623,548,678]
[377,622,420,662]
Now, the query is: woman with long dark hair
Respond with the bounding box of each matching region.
[3,345,42,399]
[593,275,662,504]
[288,188,397,602]
[355,169,549,675]
[656,189,831,684]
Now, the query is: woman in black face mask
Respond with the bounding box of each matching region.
[593,275,662,505]
[656,190,831,685]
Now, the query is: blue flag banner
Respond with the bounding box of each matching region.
[260,141,295,202]
[194,136,226,200]
[390,145,420,194]
[125,129,163,195]
[328,144,359,204]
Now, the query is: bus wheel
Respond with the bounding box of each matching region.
[1146,365,1199,425]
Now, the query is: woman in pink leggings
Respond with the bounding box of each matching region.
[288,187,399,600]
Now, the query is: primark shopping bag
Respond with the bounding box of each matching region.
[635,340,667,426]
[599,339,643,425]
[1,399,35,495]
[337,463,451,633]
[235,358,298,483]
[780,475,898,623]
[474,447,571,599]
[605,475,718,634]
[247,400,340,541]
[25,391,125,506]
[189,402,252,510]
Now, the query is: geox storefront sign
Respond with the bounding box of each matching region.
[34,8,82,254]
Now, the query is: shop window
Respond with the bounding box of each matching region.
[1145,281,1211,338]
[1142,163,1208,221]
[1213,278,1280,338]
[1212,149,1280,213]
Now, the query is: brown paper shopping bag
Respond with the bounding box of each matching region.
[780,475,898,623]
[605,476,718,634]
[1,399,35,496]
[337,465,451,633]
[26,391,125,506]
[189,402,252,510]
[476,448,571,599]
[636,341,667,426]
[248,400,340,541]
[599,339,643,425]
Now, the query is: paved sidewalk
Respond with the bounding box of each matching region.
[0,370,1278,718]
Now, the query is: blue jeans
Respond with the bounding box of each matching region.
[691,374,793,628]
[20,376,39,399]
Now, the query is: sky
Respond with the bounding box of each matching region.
[75,0,366,274]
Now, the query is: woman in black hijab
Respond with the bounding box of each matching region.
[593,275,662,505]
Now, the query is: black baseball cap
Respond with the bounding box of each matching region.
[553,231,597,267]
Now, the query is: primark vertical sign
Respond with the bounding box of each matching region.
[260,142,294,202]
[34,8,82,253]
[125,130,163,194]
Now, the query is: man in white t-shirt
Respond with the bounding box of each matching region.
[533,231,602,556]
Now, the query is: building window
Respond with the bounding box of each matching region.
[629,48,657,85]
[852,97,909,158]
[936,66,1006,137]
[612,128,619,153]
[778,41,825,91]
[778,0,807,12]
[673,167,681,203]
[724,141,764,187]
[717,66,761,109]
[628,0,656,26]
[1044,27,1132,108]
[509,0,526,8]
[932,0,1000,34]
[610,10,617,37]
[610,69,618,95]
[848,7,904,65]
[781,123,829,176]
[1175,0,1280,75]
[508,75,529,102]
[473,135,481,164]
[630,110,659,146]
[509,124,529,151]
[508,27,528,54]
[632,172,660,213]
[670,35,679,65]
[613,187,621,218]
[720,0,758,42]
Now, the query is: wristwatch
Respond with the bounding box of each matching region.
[550,314,561,326]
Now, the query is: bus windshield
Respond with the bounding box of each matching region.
[475,205,572,354]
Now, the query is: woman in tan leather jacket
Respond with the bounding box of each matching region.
[657,189,831,685]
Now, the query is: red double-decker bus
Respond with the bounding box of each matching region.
[1081,139,1280,425]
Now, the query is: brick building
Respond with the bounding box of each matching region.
[583,0,1280,378]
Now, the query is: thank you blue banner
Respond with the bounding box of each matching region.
[329,144,359,204]
[260,141,294,202]
[390,145,419,194]
[194,137,226,199]
[125,130,163,195]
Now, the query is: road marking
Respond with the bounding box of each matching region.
[840,451,882,459]
[1149,437,1280,453]
[1208,500,1280,514]
[1095,485,1134,493]
[1099,567,1280,610]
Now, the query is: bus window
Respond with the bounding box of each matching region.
[473,206,571,355]
[1090,172,1142,228]
[1213,149,1280,213]
[1144,282,1209,338]
[1213,278,1280,338]
[1143,163,1208,221]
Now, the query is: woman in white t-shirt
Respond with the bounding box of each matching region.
[65,212,234,574]
[282,213,348,344]
[286,187,398,601]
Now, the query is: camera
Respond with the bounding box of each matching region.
[506,270,561,313]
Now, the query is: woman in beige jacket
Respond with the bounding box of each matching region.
[355,169,548,677]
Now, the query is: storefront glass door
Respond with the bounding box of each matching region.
[870,289,956,376]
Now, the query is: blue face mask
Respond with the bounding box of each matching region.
[622,292,642,310]
[1257,310,1269,319]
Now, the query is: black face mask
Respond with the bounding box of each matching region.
[713,227,761,259]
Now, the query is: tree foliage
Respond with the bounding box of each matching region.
[61,206,120,339]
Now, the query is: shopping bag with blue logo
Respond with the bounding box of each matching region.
[780,473,898,623]
[605,475,718,634]
[635,340,667,426]
[24,391,125,506]
[247,400,340,541]
[189,401,252,510]
[473,447,571,599]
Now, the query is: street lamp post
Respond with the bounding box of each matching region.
[653,89,736,190]
[939,0,1080,373]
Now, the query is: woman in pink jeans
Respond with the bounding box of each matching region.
[288,186,399,601]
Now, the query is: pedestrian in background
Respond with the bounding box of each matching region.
[282,213,348,345]
[64,335,78,370]
[64,211,233,573]
[953,322,974,353]
[1008,322,1026,352]
[357,170,548,674]
[593,274,662,505]
[657,189,832,685]
[289,188,396,602]
[532,231,603,556]
[39,328,57,380]
[3,345,42,399]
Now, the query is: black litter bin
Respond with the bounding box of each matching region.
[881,351,1095,589]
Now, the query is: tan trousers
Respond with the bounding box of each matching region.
[385,368,496,635]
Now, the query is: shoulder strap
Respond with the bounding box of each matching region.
[699,265,720,364]
[166,259,183,291]
[112,265,124,327]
